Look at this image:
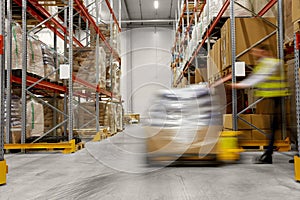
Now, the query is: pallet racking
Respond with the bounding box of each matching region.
[171,0,291,150]
[0,0,123,155]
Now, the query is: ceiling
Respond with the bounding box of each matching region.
[121,0,180,26]
[10,0,181,30]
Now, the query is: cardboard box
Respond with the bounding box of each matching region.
[252,129,270,140]
[237,130,252,140]
[145,126,220,155]
[251,114,271,129]
[195,68,202,83]
[252,129,288,140]
[221,18,277,68]
[256,99,275,114]
[223,114,252,130]
[294,20,300,33]
[292,0,300,22]
[284,0,294,41]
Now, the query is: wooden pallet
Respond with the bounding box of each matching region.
[239,138,291,152]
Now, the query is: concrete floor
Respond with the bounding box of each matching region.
[1,125,300,200]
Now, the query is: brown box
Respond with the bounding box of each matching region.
[284,0,294,41]
[292,0,300,22]
[195,68,203,83]
[237,130,252,140]
[251,114,271,129]
[252,129,270,140]
[221,18,277,68]
[251,129,287,140]
[223,114,252,130]
[294,20,300,33]
[145,126,220,155]
[256,99,275,114]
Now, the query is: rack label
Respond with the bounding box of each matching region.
[60,64,70,79]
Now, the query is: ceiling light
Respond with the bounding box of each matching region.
[154,0,159,9]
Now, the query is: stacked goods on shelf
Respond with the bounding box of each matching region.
[284,0,294,42]
[41,45,56,81]
[5,95,22,128]
[116,104,123,131]
[293,0,300,33]
[223,114,252,140]
[26,98,44,137]
[292,0,300,23]
[111,24,121,55]
[221,18,277,69]
[99,47,107,89]
[195,68,207,83]
[221,17,277,70]
[99,24,110,38]
[11,23,22,70]
[145,84,222,157]
[73,101,121,135]
[43,98,64,136]
[73,102,97,129]
[99,102,117,134]
[3,95,23,144]
[223,114,275,140]
[73,47,106,86]
[106,61,121,99]
[9,22,45,77]
[27,38,45,77]
[208,39,222,79]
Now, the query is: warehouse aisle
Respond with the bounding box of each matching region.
[1,125,300,200]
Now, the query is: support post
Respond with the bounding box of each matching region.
[230,0,237,131]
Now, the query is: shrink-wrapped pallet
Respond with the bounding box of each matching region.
[27,99,44,137]
[27,38,44,77]
[41,45,56,81]
[11,23,22,70]
[73,48,106,87]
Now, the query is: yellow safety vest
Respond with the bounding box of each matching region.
[254,58,289,97]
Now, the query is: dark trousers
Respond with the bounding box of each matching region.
[266,97,282,155]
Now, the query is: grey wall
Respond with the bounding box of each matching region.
[121,27,173,118]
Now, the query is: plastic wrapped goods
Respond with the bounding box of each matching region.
[41,45,56,81]
[11,23,22,69]
[27,38,45,77]
[27,99,44,137]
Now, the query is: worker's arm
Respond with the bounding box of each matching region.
[232,58,281,88]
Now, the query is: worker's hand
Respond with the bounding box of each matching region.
[228,83,247,89]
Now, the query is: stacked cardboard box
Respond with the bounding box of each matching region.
[99,101,119,135]
[208,39,222,79]
[223,114,284,140]
[73,47,106,87]
[73,102,97,129]
[284,0,294,42]
[221,18,277,69]
[292,0,300,23]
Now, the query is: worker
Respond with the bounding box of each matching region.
[231,44,289,164]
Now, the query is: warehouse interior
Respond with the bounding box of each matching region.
[1,0,300,199]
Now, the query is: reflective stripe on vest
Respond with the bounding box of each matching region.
[254,58,289,97]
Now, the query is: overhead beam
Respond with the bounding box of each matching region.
[27,0,84,47]
[122,0,131,20]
